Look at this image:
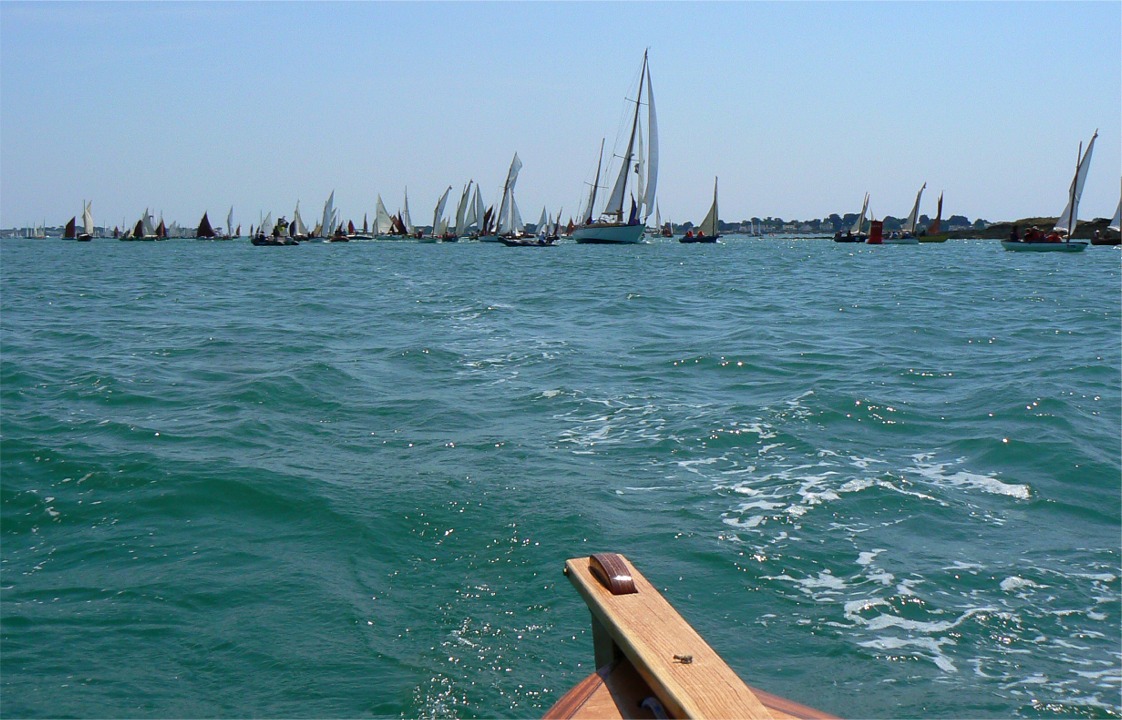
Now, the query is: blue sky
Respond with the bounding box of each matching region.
[1,1,1119,230]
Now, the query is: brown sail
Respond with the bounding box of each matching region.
[63,216,77,238]
[196,211,217,238]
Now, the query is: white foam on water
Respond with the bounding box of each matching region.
[1000,576,1044,592]
[911,456,1031,499]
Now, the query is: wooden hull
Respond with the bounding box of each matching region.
[679,235,719,243]
[573,223,645,244]
[1001,240,1087,252]
[548,553,837,720]
[1091,237,1121,246]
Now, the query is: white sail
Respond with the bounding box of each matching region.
[850,194,869,234]
[496,153,522,235]
[634,118,646,215]
[904,182,926,234]
[698,177,719,237]
[402,189,414,234]
[511,194,524,235]
[1054,130,1097,235]
[642,62,658,221]
[470,184,484,232]
[261,212,273,236]
[82,201,94,236]
[320,191,335,238]
[293,202,308,236]
[602,51,652,222]
[454,181,473,236]
[432,186,452,237]
[1110,177,1121,232]
[226,206,234,238]
[374,195,394,235]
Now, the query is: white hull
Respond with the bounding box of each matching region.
[572,223,646,244]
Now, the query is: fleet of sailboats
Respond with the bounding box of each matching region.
[26,51,1115,252]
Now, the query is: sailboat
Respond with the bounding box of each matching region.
[290,201,309,240]
[573,50,657,244]
[481,153,527,243]
[919,191,948,242]
[225,207,235,239]
[835,193,868,241]
[1003,130,1095,252]
[62,216,77,239]
[1092,177,1121,245]
[878,182,923,244]
[196,211,217,238]
[421,186,452,242]
[680,177,720,243]
[74,200,93,240]
[450,181,476,241]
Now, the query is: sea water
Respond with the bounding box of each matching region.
[2,237,1119,718]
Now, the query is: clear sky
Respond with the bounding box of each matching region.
[2,1,1119,231]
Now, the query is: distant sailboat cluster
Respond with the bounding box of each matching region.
[42,53,1120,250]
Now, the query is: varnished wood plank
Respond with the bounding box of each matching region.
[564,554,777,719]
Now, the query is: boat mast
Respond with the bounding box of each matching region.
[606,51,647,222]
[584,138,605,224]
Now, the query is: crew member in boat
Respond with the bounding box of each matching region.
[685,229,694,239]
[1009,226,1020,242]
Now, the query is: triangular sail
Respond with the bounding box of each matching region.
[293,202,308,235]
[929,192,943,234]
[320,191,335,239]
[850,194,869,234]
[470,184,484,232]
[603,53,648,221]
[496,153,522,234]
[227,207,234,237]
[374,196,393,234]
[402,189,414,233]
[698,177,719,236]
[904,182,926,234]
[642,62,658,221]
[432,186,452,237]
[197,211,216,237]
[454,181,473,235]
[82,201,94,236]
[1054,130,1098,235]
[63,216,76,238]
[1110,177,1121,232]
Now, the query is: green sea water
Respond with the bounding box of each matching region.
[2,237,1119,718]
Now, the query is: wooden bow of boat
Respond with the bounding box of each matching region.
[546,553,837,720]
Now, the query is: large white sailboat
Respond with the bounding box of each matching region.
[573,50,657,244]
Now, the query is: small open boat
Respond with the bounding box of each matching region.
[547,553,836,720]
[680,178,720,243]
[1003,131,1095,253]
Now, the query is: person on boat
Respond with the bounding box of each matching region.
[1009,226,1020,242]
[1046,230,1062,243]
[685,229,694,239]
